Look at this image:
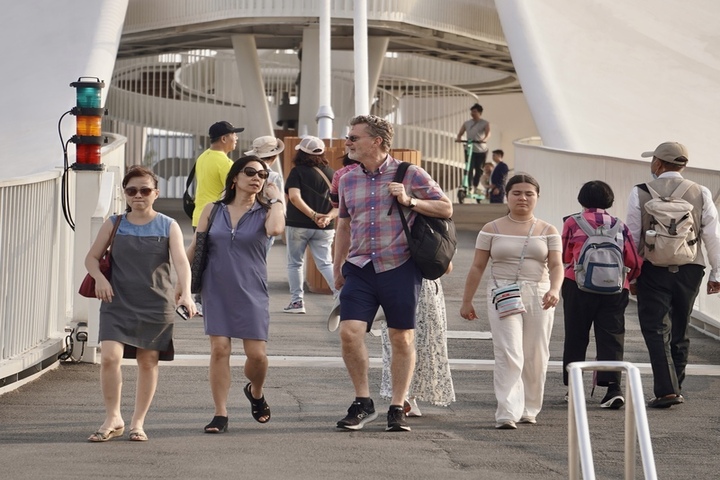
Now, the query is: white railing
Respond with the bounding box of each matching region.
[515,138,720,337]
[0,135,127,390]
[0,171,71,384]
[122,0,505,46]
[567,361,657,480]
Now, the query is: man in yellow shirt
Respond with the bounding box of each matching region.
[191,121,245,228]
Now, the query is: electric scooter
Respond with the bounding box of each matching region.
[456,139,486,204]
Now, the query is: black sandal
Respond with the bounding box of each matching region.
[243,382,271,423]
[204,415,228,433]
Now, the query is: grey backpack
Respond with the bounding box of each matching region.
[572,214,627,295]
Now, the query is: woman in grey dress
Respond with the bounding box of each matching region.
[85,166,196,442]
[187,156,285,433]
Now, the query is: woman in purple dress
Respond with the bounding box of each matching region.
[187,156,285,433]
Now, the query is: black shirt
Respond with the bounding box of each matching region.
[285,164,335,229]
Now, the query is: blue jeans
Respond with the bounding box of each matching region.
[286,226,337,302]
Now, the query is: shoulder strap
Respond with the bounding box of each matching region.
[607,217,624,237]
[646,179,695,200]
[185,163,196,190]
[645,183,661,199]
[107,214,123,254]
[574,213,622,238]
[492,219,537,287]
[387,162,412,216]
[670,179,695,199]
[312,166,332,189]
[393,161,411,183]
[573,214,595,237]
[203,202,222,232]
[391,162,413,244]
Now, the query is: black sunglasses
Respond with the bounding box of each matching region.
[124,187,155,197]
[345,135,371,143]
[242,167,269,179]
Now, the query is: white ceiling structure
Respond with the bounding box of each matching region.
[1,0,719,179]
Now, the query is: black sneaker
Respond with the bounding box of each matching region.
[336,400,378,430]
[600,386,625,409]
[386,405,411,432]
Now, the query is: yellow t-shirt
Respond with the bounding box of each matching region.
[192,148,232,227]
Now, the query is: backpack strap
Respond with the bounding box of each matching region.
[388,162,413,244]
[572,214,595,237]
[574,213,624,239]
[646,179,695,200]
[669,179,695,199]
[387,162,412,216]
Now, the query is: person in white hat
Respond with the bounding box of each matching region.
[245,136,287,255]
[626,141,720,409]
[283,136,337,314]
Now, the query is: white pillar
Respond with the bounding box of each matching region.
[353,0,370,115]
[316,0,334,139]
[299,26,321,136]
[367,37,389,104]
[71,169,116,363]
[231,35,275,138]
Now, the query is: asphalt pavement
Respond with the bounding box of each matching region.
[1,200,719,479]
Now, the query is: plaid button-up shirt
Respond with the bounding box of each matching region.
[338,155,445,273]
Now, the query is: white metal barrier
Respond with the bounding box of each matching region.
[567,361,657,480]
[0,135,127,392]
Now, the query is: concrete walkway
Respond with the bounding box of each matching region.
[1,201,719,479]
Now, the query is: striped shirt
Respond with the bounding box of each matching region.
[561,208,642,288]
[338,155,445,272]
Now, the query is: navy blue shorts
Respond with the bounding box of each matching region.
[339,259,422,330]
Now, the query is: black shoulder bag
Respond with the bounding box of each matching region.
[390,162,457,280]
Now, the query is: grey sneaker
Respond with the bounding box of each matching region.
[386,405,411,432]
[283,301,305,314]
[337,400,378,430]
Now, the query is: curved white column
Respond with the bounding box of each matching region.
[496,0,720,170]
[231,34,274,138]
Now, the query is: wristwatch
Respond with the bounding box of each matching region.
[268,198,281,205]
[407,197,417,208]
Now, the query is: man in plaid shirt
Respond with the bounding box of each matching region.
[333,115,452,432]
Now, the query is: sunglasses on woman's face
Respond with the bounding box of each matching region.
[242,167,269,180]
[124,187,155,197]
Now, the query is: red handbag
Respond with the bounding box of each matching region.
[78,215,123,298]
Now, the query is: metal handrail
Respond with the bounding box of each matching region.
[567,361,657,480]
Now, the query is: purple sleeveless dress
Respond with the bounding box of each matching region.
[201,202,271,340]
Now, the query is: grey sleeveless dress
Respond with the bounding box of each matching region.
[201,202,271,340]
[99,213,175,356]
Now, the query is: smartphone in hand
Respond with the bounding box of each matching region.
[175,305,190,321]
